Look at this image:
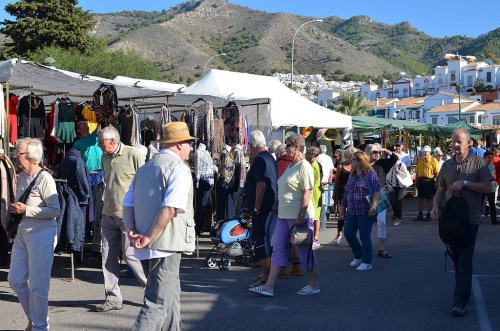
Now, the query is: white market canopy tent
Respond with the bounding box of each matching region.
[182,69,352,130]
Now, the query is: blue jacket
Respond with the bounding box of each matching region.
[58,149,90,205]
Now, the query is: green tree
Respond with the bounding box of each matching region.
[30,46,163,80]
[1,0,98,57]
[335,93,368,116]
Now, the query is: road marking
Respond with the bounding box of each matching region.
[472,275,492,331]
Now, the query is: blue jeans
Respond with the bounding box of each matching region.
[344,212,374,264]
[449,224,479,306]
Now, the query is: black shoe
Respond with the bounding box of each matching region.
[450,303,467,317]
[414,214,424,222]
[424,214,431,222]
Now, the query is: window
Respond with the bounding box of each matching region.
[469,116,475,124]
[438,77,443,84]
[424,79,429,84]
[403,88,408,97]
[415,83,421,89]
[494,115,500,125]
[447,116,456,124]
[467,76,473,87]
[478,115,482,124]
[450,70,456,81]
[394,89,399,96]
[388,91,393,98]
[376,92,381,98]
[431,117,438,124]
[487,72,492,83]
[416,110,420,119]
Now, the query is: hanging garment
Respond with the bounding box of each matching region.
[188,100,215,152]
[117,105,136,145]
[79,103,98,133]
[140,117,160,147]
[56,99,76,143]
[55,185,85,253]
[195,143,217,187]
[93,84,118,128]
[18,93,48,138]
[4,93,19,143]
[0,153,15,267]
[58,149,90,205]
[221,101,243,147]
[159,103,171,140]
[213,117,225,157]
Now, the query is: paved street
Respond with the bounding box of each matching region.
[1,198,499,331]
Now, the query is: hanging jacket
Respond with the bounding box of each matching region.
[55,185,85,253]
[58,149,90,205]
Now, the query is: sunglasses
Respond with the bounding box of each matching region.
[286,143,294,148]
[372,151,380,155]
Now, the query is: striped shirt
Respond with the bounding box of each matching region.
[341,171,380,215]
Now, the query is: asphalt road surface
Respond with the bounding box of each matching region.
[1,198,499,331]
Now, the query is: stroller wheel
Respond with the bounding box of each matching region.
[220,259,231,270]
[204,257,218,268]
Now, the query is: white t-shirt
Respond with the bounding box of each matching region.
[317,153,334,183]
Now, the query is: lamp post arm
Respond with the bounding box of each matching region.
[204,53,226,73]
[290,19,323,92]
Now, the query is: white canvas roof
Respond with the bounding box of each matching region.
[113,75,186,92]
[182,69,352,129]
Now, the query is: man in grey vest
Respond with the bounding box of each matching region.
[123,121,197,331]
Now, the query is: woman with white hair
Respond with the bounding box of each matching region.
[8,138,60,331]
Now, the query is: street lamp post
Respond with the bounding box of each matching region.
[204,53,226,73]
[291,19,323,92]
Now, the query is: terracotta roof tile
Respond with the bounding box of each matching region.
[426,102,476,113]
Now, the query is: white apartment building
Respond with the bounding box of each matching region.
[317,89,340,107]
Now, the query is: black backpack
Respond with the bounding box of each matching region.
[439,195,471,262]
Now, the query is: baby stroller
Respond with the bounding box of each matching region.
[204,208,254,270]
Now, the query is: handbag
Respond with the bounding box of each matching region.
[6,170,44,239]
[396,171,413,188]
[290,224,313,246]
[364,174,395,214]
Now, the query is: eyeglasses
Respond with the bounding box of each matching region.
[436,155,444,157]
[286,143,294,148]
[98,139,110,144]
[372,151,379,155]
[15,152,27,157]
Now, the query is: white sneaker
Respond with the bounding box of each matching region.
[356,263,373,271]
[350,258,362,267]
[333,237,341,246]
[312,242,321,250]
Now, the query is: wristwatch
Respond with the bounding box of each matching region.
[298,213,305,218]
[463,180,468,187]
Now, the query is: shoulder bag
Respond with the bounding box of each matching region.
[364,173,395,214]
[6,170,44,239]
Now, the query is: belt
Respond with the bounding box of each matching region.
[418,177,433,181]
[90,170,102,174]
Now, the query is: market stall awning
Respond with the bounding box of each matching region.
[352,116,429,131]
[182,69,352,129]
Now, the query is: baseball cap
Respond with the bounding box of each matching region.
[422,145,432,152]
[396,140,403,146]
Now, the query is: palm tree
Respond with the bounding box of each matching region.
[335,93,368,116]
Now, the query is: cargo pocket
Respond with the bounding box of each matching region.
[186,218,195,243]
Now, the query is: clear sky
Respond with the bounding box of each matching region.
[1,0,499,38]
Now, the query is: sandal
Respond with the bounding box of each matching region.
[394,220,402,227]
[378,249,392,258]
[297,285,320,295]
[248,279,266,288]
[249,285,274,297]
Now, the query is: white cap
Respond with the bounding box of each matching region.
[422,145,432,152]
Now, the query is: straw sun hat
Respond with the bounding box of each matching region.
[160,122,197,144]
